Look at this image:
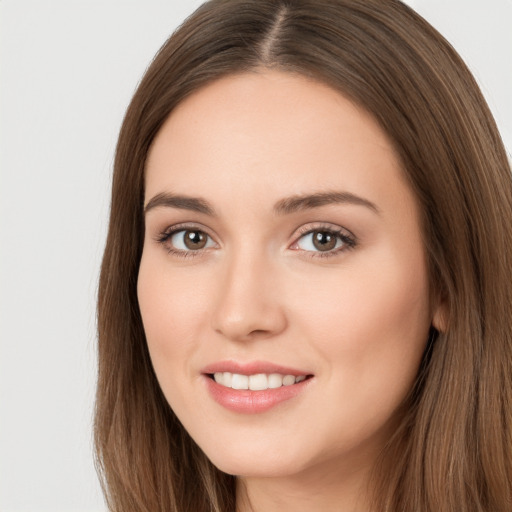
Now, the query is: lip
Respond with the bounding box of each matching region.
[201,360,311,376]
[201,360,314,414]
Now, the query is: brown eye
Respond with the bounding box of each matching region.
[312,231,337,251]
[167,229,215,252]
[183,230,208,249]
[294,228,354,255]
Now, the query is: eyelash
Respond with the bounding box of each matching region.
[155,223,211,259]
[292,224,357,259]
[155,223,357,259]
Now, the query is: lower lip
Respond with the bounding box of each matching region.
[204,375,312,414]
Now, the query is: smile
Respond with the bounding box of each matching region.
[202,362,314,413]
[212,372,307,390]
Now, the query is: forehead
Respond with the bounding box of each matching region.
[144,70,410,215]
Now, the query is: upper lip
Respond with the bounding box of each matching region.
[201,360,312,377]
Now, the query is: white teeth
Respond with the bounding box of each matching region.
[231,373,249,390]
[282,375,296,386]
[214,371,233,387]
[268,373,283,388]
[249,373,268,390]
[213,372,307,390]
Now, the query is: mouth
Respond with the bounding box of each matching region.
[208,372,310,390]
[201,361,314,413]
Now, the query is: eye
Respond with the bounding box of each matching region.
[291,227,356,256]
[298,230,341,252]
[156,226,217,256]
[171,229,214,251]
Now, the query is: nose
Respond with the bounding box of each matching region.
[211,249,288,342]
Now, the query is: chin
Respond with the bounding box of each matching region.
[209,454,305,478]
[198,436,320,478]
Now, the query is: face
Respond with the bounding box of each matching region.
[138,71,442,480]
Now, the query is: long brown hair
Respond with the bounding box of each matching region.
[95,1,512,510]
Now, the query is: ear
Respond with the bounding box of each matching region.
[432,298,448,333]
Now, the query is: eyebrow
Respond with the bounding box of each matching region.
[144,192,216,216]
[143,190,379,216]
[273,191,380,215]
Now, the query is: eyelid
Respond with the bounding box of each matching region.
[154,222,219,256]
[290,222,355,240]
[153,221,356,258]
[289,222,357,256]
[155,222,217,240]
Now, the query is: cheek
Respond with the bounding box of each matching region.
[137,255,210,387]
[295,262,428,337]
[288,249,431,402]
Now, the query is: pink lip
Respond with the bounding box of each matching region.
[201,360,311,376]
[201,360,314,414]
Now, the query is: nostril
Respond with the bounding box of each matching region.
[248,329,272,337]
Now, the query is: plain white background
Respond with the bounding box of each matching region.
[0,1,510,511]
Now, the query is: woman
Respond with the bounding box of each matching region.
[94,1,512,511]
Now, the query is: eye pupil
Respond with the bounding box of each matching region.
[313,231,336,251]
[184,230,207,249]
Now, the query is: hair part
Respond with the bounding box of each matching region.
[95,1,512,510]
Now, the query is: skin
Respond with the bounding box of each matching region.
[137,70,444,512]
